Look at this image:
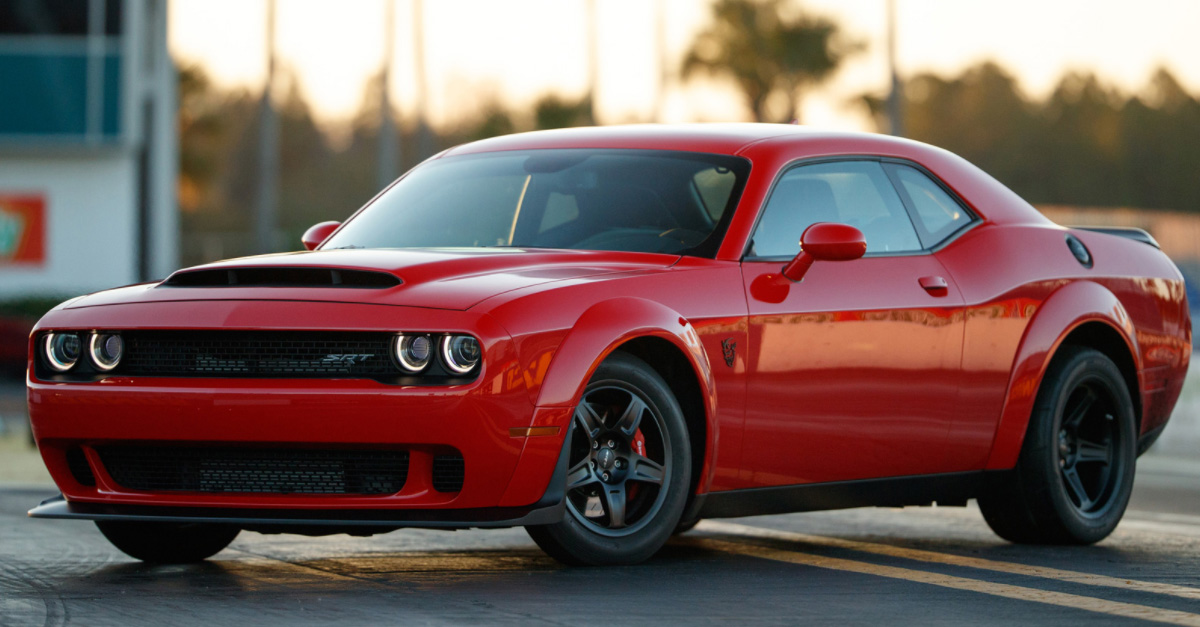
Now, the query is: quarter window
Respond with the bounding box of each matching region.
[887,164,974,247]
[749,161,922,258]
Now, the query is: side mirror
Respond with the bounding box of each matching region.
[781,222,867,282]
[301,221,341,251]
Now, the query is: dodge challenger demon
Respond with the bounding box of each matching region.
[27,125,1190,566]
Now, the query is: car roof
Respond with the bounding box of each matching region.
[445,123,898,157]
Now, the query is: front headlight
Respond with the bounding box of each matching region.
[89,333,124,371]
[393,333,433,372]
[43,333,82,372]
[441,335,481,374]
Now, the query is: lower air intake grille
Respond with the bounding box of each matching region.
[432,453,465,493]
[97,446,408,495]
[67,447,95,487]
[118,331,397,379]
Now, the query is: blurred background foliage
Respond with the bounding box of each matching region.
[863,63,1200,213]
[173,0,1200,268]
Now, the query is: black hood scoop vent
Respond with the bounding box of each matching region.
[162,267,401,289]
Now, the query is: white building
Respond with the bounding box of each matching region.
[0,0,176,298]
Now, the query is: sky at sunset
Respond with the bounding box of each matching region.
[168,0,1200,132]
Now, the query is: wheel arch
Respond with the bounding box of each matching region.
[534,297,719,497]
[984,280,1141,470]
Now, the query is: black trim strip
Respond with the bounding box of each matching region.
[699,471,989,519]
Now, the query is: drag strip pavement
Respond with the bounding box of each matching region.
[688,519,1200,626]
[3,487,1200,625]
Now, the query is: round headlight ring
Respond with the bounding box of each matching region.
[44,332,82,372]
[89,332,124,371]
[441,334,481,375]
[393,333,433,372]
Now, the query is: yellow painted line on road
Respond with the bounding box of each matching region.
[690,537,1200,627]
[700,520,1200,602]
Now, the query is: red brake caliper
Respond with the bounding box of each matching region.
[628,429,647,499]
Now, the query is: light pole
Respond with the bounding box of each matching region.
[254,0,279,253]
[378,0,398,188]
[887,0,904,137]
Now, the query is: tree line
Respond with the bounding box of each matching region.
[866,63,1200,213]
[178,0,1200,267]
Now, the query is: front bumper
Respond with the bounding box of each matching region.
[27,300,572,517]
[29,429,571,531]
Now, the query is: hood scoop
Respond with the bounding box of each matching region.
[162,267,401,289]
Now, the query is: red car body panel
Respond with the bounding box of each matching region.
[26,125,1190,524]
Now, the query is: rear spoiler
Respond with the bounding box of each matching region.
[1070,226,1160,249]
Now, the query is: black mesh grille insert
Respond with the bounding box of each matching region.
[97,446,409,495]
[118,331,396,378]
[67,447,95,487]
[432,453,465,493]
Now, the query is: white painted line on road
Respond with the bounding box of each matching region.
[1120,509,1200,537]
[699,520,1200,602]
[1120,519,1200,538]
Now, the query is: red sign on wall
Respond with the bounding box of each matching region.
[0,195,45,265]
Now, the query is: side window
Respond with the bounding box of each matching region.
[749,161,922,257]
[887,164,974,247]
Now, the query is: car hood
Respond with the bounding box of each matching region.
[64,248,680,312]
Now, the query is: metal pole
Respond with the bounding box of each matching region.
[378,0,397,188]
[655,0,667,123]
[413,0,435,160]
[254,0,279,253]
[587,0,599,124]
[886,0,904,137]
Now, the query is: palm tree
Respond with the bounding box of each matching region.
[682,0,857,123]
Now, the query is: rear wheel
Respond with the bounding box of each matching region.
[96,521,239,563]
[527,352,691,566]
[978,347,1136,544]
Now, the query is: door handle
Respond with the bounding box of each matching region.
[919,275,949,295]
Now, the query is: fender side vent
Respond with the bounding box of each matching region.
[162,267,401,289]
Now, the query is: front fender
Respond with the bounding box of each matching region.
[984,280,1139,470]
[535,297,715,410]
[540,298,719,490]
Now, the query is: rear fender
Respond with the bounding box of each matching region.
[984,281,1139,470]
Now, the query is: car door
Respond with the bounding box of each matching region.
[739,159,968,486]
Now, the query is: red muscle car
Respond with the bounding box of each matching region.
[27,125,1191,566]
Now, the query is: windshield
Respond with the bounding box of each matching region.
[322,149,751,258]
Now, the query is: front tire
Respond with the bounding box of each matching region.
[96,521,239,563]
[978,347,1136,544]
[527,352,691,566]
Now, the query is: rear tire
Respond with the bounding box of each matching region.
[96,521,239,563]
[978,347,1136,544]
[527,352,691,566]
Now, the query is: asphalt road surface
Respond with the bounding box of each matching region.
[3,460,1199,626]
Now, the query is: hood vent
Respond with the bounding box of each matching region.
[162,267,401,289]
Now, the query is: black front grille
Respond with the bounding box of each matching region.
[432,453,465,493]
[118,331,396,378]
[97,446,409,495]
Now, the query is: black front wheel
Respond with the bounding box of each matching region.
[978,347,1136,544]
[527,352,691,565]
[96,521,239,563]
